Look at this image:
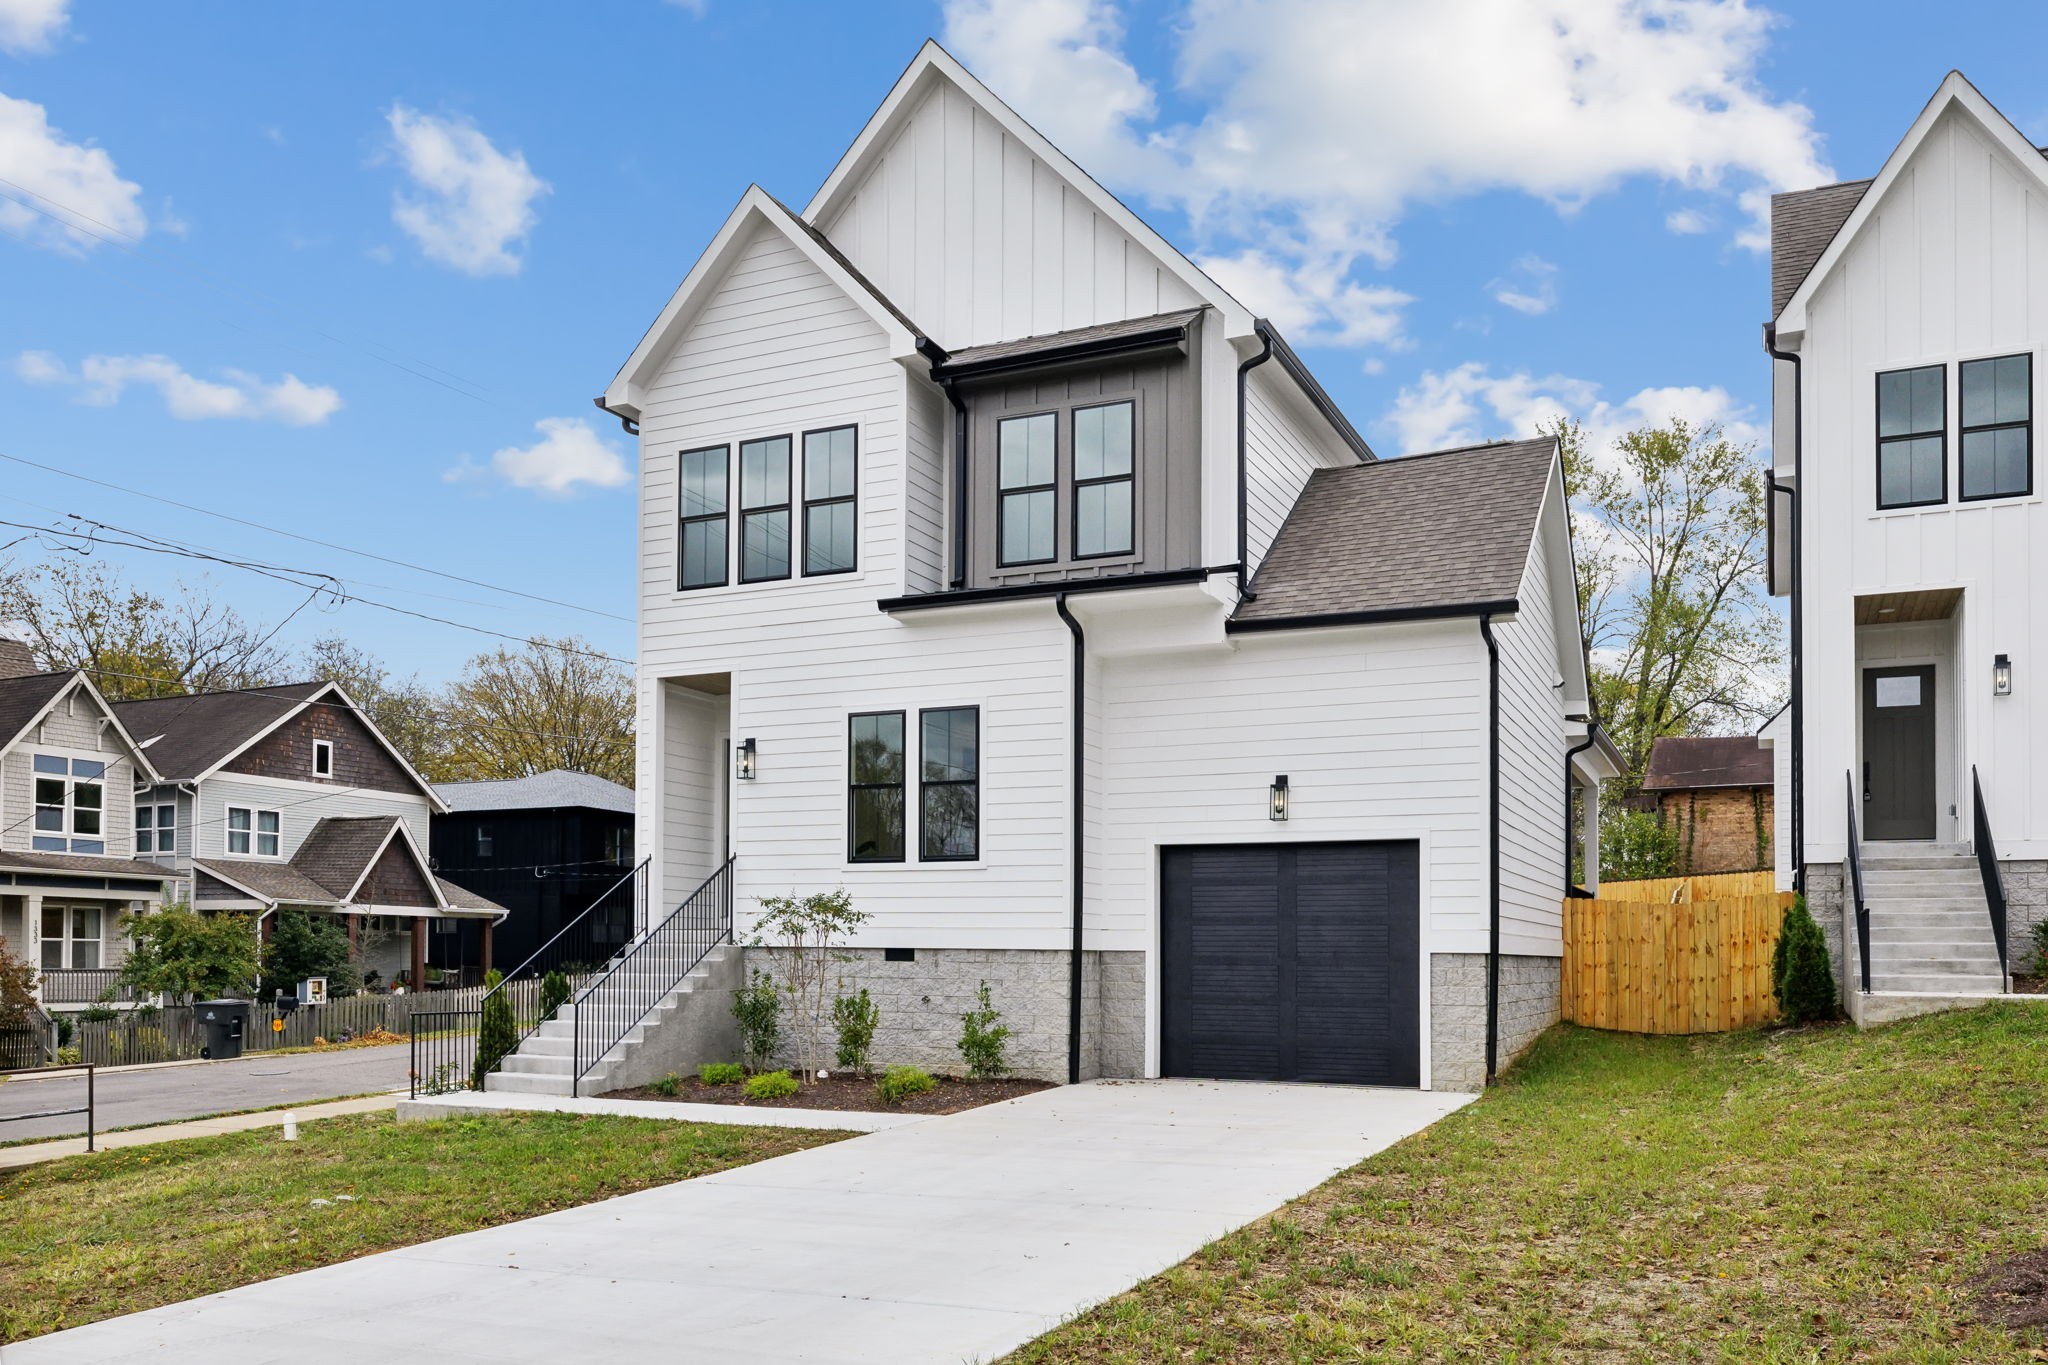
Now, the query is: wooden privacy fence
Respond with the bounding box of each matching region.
[1564,887,1796,1034]
[1592,871,1778,904]
[57,986,497,1069]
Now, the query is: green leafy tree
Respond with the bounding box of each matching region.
[262,910,362,1000]
[731,970,781,1072]
[749,888,869,1084]
[1600,808,1681,884]
[118,906,259,1001]
[474,969,516,1087]
[435,637,634,785]
[1773,897,1838,1024]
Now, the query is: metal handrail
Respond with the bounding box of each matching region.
[502,858,650,984]
[1846,770,1871,993]
[1973,765,2010,988]
[573,856,735,1097]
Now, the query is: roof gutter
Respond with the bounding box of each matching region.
[879,564,1235,614]
[928,320,1191,385]
[1227,598,1519,635]
[1481,611,1502,1083]
[591,395,640,437]
[1054,592,1087,1086]
[1763,324,1803,891]
[1235,323,1277,602]
[916,336,969,590]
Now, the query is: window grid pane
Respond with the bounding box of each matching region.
[1072,401,1133,481]
[802,427,858,575]
[1877,364,1946,509]
[678,446,730,589]
[1961,353,2032,501]
[919,707,979,862]
[848,711,907,862]
[741,508,791,582]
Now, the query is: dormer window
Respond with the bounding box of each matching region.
[1960,353,2032,501]
[1877,364,1945,510]
[313,739,334,778]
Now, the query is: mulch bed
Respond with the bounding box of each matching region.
[1973,1248,2048,1329]
[604,1072,1052,1115]
[2009,975,2048,996]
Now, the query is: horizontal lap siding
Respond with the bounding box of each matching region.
[1,689,140,860]
[1095,623,1489,955]
[1496,519,1569,956]
[192,776,429,865]
[1243,371,1349,572]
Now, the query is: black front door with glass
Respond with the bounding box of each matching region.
[1862,665,1937,841]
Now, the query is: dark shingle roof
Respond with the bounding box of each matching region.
[937,309,1204,371]
[1233,437,1556,627]
[1641,735,1774,791]
[0,848,171,880]
[193,857,345,906]
[112,682,327,778]
[0,671,74,752]
[436,877,502,913]
[290,815,404,900]
[435,769,636,815]
[1770,179,1872,319]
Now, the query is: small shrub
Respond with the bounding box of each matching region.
[2028,918,2048,977]
[55,1046,81,1066]
[876,1064,937,1105]
[698,1061,745,1086]
[648,1072,683,1097]
[744,1069,798,1101]
[731,970,782,1072]
[539,970,571,1021]
[1774,895,1838,1024]
[831,988,880,1073]
[472,969,516,1088]
[957,980,1011,1081]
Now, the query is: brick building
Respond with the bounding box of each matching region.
[1640,736,1774,875]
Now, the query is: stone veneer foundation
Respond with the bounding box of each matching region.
[1428,953,1561,1092]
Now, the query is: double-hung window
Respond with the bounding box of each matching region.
[313,739,334,778]
[739,435,792,582]
[40,905,101,971]
[227,805,281,857]
[998,413,1058,566]
[678,445,730,589]
[919,707,979,860]
[33,755,104,854]
[847,711,906,863]
[135,802,175,855]
[1877,364,1946,509]
[802,425,858,575]
[1960,354,2032,501]
[1072,400,1135,558]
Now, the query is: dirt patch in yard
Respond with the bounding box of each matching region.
[605,1073,1052,1115]
[1972,1248,2048,1329]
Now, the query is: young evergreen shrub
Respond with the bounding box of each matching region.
[731,970,781,1071]
[539,970,571,1022]
[744,1069,798,1101]
[876,1064,937,1105]
[957,980,1011,1081]
[1773,896,1838,1024]
[831,988,880,1073]
[472,969,517,1088]
[698,1061,745,1086]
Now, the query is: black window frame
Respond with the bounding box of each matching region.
[1069,399,1136,561]
[847,710,907,864]
[738,434,794,584]
[1959,351,2034,503]
[1875,363,1948,511]
[918,705,980,862]
[677,443,731,591]
[476,824,494,860]
[996,410,1060,568]
[801,424,859,577]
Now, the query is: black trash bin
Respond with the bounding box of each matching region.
[195,999,249,1060]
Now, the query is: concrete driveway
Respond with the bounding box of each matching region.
[0,1045,413,1142]
[6,1079,1472,1365]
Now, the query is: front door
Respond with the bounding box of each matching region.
[1862,665,1937,841]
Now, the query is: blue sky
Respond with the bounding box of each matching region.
[3,0,2046,684]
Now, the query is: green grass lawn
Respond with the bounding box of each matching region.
[0,1111,846,1343]
[1013,1005,2048,1364]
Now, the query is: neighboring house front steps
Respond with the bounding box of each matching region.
[483,943,742,1097]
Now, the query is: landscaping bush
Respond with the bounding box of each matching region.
[698,1061,745,1086]
[649,1072,683,1097]
[744,1069,798,1101]
[472,969,516,1088]
[118,904,259,1002]
[832,988,879,1073]
[876,1064,937,1105]
[750,888,870,1084]
[0,939,37,1030]
[540,970,571,1022]
[958,980,1011,1080]
[262,909,362,1000]
[731,969,781,1071]
[1773,896,1838,1024]
[2028,918,2048,977]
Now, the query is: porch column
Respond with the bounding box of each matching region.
[410,917,426,990]
[1582,777,1602,894]
[22,894,42,1000]
[481,920,494,976]
[347,914,359,952]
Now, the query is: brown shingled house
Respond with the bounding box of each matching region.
[1640,736,1774,875]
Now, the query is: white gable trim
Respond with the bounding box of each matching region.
[1534,449,1591,714]
[191,680,448,812]
[1778,72,2048,340]
[3,672,164,783]
[337,818,450,912]
[803,41,1255,341]
[604,185,922,419]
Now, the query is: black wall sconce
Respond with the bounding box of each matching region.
[1995,654,2013,697]
[1269,774,1289,822]
[735,736,757,780]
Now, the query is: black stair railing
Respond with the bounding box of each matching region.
[572,856,735,1097]
[1972,765,2010,988]
[1846,770,1870,994]
[409,859,648,1098]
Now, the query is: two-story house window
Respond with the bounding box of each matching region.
[135,802,175,855]
[802,425,858,574]
[679,445,730,590]
[739,435,792,582]
[848,711,906,862]
[679,429,861,588]
[227,805,281,857]
[1073,401,1135,558]
[1877,364,1946,510]
[1960,354,2032,501]
[998,413,1058,566]
[919,707,979,860]
[32,755,105,854]
[476,825,494,859]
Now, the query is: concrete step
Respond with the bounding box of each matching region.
[1862,841,1972,859]
[1869,951,2004,973]
[1858,855,1980,872]
[1868,972,2004,994]
[481,1071,574,1096]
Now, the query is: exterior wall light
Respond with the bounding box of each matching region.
[735,737,758,780]
[1269,774,1289,822]
[1995,654,2013,697]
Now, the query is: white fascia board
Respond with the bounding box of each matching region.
[7,672,165,785]
[802,41,1256,340]
[1778,72,2048,338]
[604,186,920,415]
[1533,447,1591,709]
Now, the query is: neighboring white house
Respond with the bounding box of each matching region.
[1766,71,2048,1018]
[597,41,1619,1091]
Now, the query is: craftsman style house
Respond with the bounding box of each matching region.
[1765,72,2048,1018]
[591,42,1619,1094]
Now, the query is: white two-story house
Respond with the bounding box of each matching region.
[599,42,1618,1091]
[1764,72,2048,1019]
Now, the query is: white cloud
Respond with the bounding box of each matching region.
[1489,255,1560,315]
[385,104,550,277]
[0,92,148,253]
[15,350,343,425]
[1665,206,1713,234]
[1198,246,1412,346]
[0,0,68,55]
[451,417,631,497]
[1382,360,1764,459]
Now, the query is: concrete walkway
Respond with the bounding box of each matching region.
[6,1079,1473,1365]
[0,1093,401,1171]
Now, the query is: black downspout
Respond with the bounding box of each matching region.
[1480,613,1502,1082]
[1564,725,1598,892]
[1764,326,1804,891]
[1055,593,1086,1085]
[1235,322,1276,603]
[917,337,969,590]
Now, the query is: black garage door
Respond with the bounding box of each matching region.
[1161,841,1419,1087]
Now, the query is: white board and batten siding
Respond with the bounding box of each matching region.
[1794,103,2048,858]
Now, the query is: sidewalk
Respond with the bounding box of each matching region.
[0,1092,402,1171]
